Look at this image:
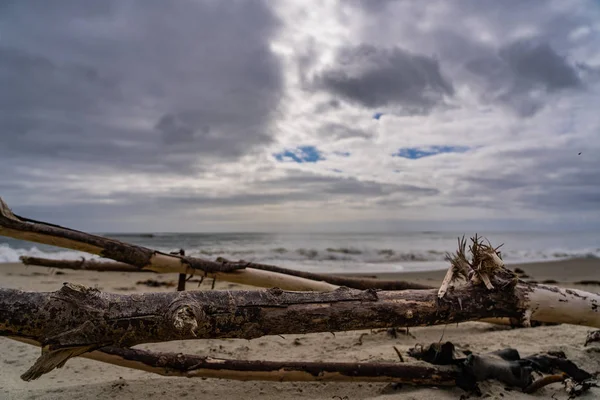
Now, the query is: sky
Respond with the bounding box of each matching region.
[0,0,599,233]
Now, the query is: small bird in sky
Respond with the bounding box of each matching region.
[578,152,582,155]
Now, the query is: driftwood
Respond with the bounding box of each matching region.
[0,197,426,291]
[8,337,456,385]
[14,255,534,328]
[20,256,143,272]
[10,337,593,396]
[2,271,600,381]
[215,257,432,290]
[18,255,432,291]
[3,196,600,392]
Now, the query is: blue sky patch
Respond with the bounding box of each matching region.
[393,145,469,160]
[334,151,351,157]
[274,145,325,163]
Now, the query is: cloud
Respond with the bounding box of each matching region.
[466,39,583,116]
[317,123,372,139]
[6,170,439,231]
[310,44,454,112]
[0,0,283,176]
[1,1,599,232]
[253,171,438,199]
[500,40,581,90]
[344,0,598,118]
[456,145,600,213]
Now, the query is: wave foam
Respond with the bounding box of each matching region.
[1,242,598,272]
[0,244,99,263]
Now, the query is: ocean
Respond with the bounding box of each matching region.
[1,231,598,273]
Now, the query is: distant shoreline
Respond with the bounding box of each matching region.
[2,256,599,289]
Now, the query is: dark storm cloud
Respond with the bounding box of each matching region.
[500,41,581,90]
[311,44,454,112]
[467,40,582,117]
[347,0,594,117]
[0,0,282,175]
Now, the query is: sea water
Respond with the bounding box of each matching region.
[1,231,598,273]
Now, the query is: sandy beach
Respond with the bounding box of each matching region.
[1,258,600,399]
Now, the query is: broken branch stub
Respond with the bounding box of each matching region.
[438,235,513,298]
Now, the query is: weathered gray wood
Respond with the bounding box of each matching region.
[3,280,600,382]
[4,197,600,385]
[0,281,522,380]
[19,255,432,291]
[216,258,433,290]
[0,198,240,275]
[4,276,600,381]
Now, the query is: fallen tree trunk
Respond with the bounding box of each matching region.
[2,275,600,380]
[0,197,425,292]
[15,255,521,327]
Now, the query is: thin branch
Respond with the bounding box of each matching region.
[8,337,456,385]
[216,258,432,290]
[19,255,431,291]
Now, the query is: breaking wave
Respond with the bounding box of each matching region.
[1,242,598,269]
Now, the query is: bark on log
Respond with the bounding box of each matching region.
[1,197,425,292]
[2,276,600,380]
[15,255,519,327]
